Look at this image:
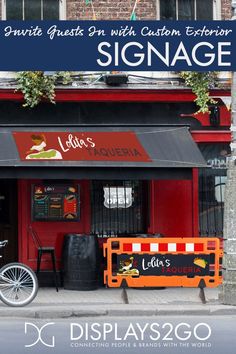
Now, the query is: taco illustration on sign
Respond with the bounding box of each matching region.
[26,134,62,160]
[193,257,208,269]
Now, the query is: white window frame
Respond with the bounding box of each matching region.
[156,0,221,20]
[1,0,66,20]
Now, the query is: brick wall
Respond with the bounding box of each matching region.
[0,1,233,22]
[221,0,232,20]
[66,0,233,21]
[66,0,156,20]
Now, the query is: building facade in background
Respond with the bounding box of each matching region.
[0,0,232,20]
[0,0,232,286]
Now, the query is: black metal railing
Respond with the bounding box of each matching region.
[199,169,226,237]
[91,180,148,237]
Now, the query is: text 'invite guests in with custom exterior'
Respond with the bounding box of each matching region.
[0,21,235,71]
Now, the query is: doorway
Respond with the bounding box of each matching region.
[0,180,18,266]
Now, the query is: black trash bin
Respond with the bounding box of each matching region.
[62,234,99,290]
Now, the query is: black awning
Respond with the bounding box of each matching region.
[0,126,206,179]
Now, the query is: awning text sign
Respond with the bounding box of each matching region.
[13,131,151,162]
[0,21,235,71]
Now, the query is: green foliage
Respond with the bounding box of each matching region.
[17,71,217,112]
[16,71,56,108]
[16,71,73,108]
[56,71,73,85]
[179,72,217,113]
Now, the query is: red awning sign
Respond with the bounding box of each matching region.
[13,131,151,162]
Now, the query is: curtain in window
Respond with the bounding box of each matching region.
[160,0,176,20]
[6,0,23,20]
[178,0,194,20]
[43,0,60,20]
[196,0,213,20]
[25,0,41,20]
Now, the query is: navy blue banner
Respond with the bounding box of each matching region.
[0,20,235,71]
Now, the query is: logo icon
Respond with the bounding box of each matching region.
[24,322,55,348]
[26,134,62,160]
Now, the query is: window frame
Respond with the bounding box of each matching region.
[198,142,230,237]
[157,0,221,20]
[1,0,66,20]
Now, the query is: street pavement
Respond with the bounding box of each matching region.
[0,287,236,318]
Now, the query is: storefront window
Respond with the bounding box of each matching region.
[5,0,60,20]
[160,0,213,20]
[198,143,230,237]
[91,180,148,237]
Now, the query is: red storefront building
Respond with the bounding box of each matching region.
[0,81,231,284]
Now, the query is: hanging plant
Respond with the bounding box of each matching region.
[16,71,56,108]
[16,71,73,108]
[179,71,218,113]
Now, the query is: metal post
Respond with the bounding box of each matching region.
[219,1,236,305]
[230,1,236,155]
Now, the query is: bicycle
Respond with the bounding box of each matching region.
[0,240,38,307]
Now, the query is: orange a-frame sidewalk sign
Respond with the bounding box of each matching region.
[104,237,223,288]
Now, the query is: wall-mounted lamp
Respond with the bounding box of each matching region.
[209,106,220,126]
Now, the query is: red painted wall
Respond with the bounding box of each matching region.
[18,176,196,270]
[148,179,194,238]
[18,179,91,270]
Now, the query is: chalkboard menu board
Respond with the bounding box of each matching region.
[32,184,80,221]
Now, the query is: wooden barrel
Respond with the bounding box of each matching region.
[62,234,99,290]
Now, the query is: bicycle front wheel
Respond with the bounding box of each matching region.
[0,263,38,307]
